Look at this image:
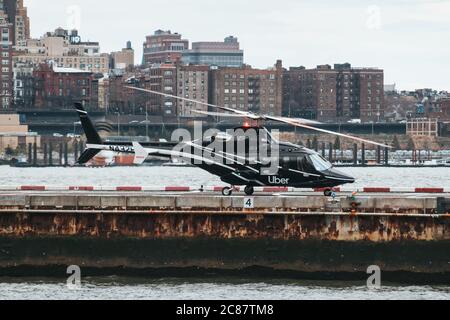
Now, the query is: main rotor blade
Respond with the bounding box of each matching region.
[126,85,391,148]
[127,86,316,123]
[192,110,256,118]
[267,116,322,125]
[125,86,253,117]
[265,115,392,149]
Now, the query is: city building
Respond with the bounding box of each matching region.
[14,28,109,74]
[146,63,178,116]
[334,63,384,122]
[33,62,94,109]
[143,30,188,66]
[106,73,147,115]
[211,60,283,116]
[441,98,450,119]
[182,36,243,68]
[283,65,337,121]
[177,65,210,117]
[0,5,13,109]
[110,41,134,70]
[0,0,29,46]
[13,61,34,108]
[14,0,29,46]
[283,63,384,122]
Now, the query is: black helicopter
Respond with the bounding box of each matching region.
[75,86,390,196]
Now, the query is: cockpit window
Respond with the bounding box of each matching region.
[309,154,332,171]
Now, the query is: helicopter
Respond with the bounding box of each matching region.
[75,86,391,196]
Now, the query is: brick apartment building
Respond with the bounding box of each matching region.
[143,30,188,66]
[146,63,178,116]
[33,63,93,109]
[283,65,337,121]
[0,6,13,110]
[106,74,147,114]
[441,98,450,120]
[211,60,283,116]
[283,63,384,122]
[335,63,384,122]
[177,65,209,117]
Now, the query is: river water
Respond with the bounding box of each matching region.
[0,165,449,300]
[0,165,449,188]
[0,278,449,300]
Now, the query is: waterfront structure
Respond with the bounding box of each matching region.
[407,118,439,137]
[0,5,13,109]
[211,60,283,116]
[182,36,243,68]
[0,113,40,150]
[0,191,448,279]
[143,30,188,66]
[33,62,94,109]
[110,41,134,70]
[177,65,210,117]
[14,28,109,74]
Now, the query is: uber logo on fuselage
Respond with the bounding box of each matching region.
[268,176,290,185]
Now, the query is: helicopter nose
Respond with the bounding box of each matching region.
[328,169,356,184]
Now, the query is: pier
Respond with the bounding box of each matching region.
[0,189,449,281]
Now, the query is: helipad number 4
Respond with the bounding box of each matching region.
[244,198,254,209]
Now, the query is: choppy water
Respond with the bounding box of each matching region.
[0,166,449,300]
[0,278,449,300]
[1,165,449,188]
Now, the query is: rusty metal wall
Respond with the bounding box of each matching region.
[0,211,448,242]
[0,195,449,276]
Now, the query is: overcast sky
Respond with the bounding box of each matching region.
[26,0,450,91]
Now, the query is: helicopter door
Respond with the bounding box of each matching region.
[297,154,314,177]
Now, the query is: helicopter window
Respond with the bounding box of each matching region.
[281,157,290,170]
[297,155,306,171]
[309,154,332,171]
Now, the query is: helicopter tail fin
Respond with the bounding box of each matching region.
[75,102,102,145]
[75,102,102,164]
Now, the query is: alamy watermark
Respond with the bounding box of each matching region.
[66,5,82,31]
[367,265,381,289]
[171,122,281,176]
[366,5,382,30]
[67,265,82,290]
